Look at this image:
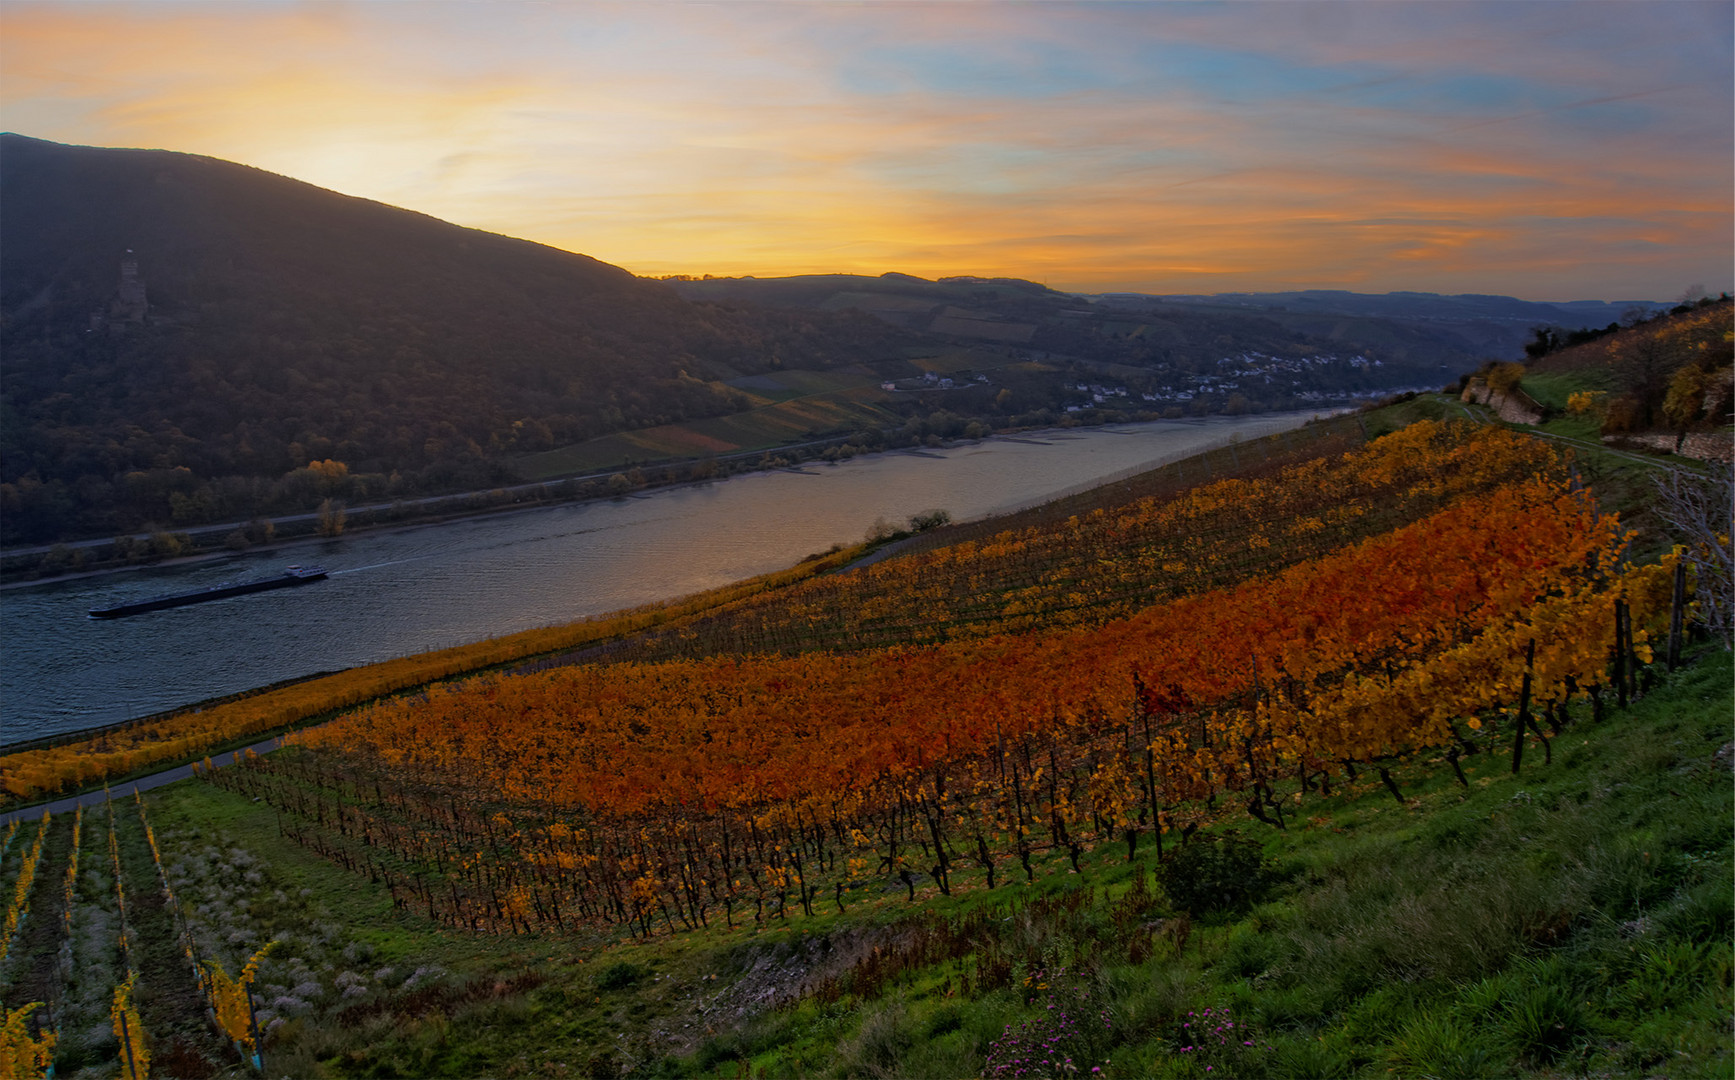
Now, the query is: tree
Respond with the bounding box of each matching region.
[149,530,184,559]
[1485,362,1526,397]
[1565,390,1605,419]
[1523,326,1560,360]
[316,498,346,537]
[1662,366,1711,449]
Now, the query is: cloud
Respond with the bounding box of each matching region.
[1,1,1727,299]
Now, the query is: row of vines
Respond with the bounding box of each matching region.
[606,420,1562,661]
[184,447,1700,943]
[0,793,274,1078]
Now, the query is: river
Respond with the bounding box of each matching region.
[1,413,1323,745]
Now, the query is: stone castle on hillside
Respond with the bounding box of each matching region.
[88,251,149,333]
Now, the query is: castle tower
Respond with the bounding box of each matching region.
[111,250,148,324]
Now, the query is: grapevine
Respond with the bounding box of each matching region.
[110,972,149,1080]
[0,1003,56,1080]
[0,814,50,968]
[186,461,1685,940]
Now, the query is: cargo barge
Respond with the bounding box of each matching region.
[89,565,328,619]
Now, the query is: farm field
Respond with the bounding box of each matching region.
[1,403,1728,1078]
[512,385,900,481]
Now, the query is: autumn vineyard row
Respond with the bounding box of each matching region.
[607,419,1563,660]
[172,458,1694,943]
[0,793,273,1077]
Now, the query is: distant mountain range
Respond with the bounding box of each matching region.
[0,134,1665,546]
[1124,289,1659,326]
[670,274,1661,368]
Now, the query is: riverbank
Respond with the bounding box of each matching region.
[2,406,1361,806]
[2,409,1335,589]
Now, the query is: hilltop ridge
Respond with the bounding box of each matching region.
[0,135,911,544]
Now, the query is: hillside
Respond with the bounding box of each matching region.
[0,135,913,544]
[1517,298,1733,445]
[4,135,1669,553]
[0,404,1726,1079]
[669,275,1653,391]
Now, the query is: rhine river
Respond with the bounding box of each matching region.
[2,413,1324,744]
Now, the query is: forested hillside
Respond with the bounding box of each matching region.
[0,136,912,544]
[4,136,1672,551]
[667,276,1652,391]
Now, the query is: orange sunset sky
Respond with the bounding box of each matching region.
[2,1,1730,300]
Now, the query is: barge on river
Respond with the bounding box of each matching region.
[89,565,328,619]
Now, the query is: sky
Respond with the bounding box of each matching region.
[2,1,1730,300]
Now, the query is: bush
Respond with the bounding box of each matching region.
[865,518,907,544]
[594,961,646,991]
[908,509,951,532]
[982,968,1111,1079]
[1158,833,1278,918]
[1486,362,1526,396]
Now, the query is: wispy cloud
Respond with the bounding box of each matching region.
[2,1,1727,299]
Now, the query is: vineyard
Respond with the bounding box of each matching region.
[0,790,281,1076]
[603,418,1562,660]
[193,424,1690,949]
[0,542,870,806]
[0,411,1440,808]
[0,786,369,1077]
[2,410,1727,1078]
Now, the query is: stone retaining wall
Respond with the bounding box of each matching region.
[1608,431,1734,464]
[1460,380,1545,425]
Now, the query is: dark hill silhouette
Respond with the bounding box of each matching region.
[0,135,910,543]
[671,274,1662,369]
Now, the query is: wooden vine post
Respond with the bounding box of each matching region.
[1667,560,1688,671]
[1612,599,1629,709]
[1511,639,1535,775]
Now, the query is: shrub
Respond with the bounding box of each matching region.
[1158,833,1278,918]
[1486,362,1526,396]
[1169,1004,1269,1077]
[594,961,646,992]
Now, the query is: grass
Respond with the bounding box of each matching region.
[103,642,1732,1078]
[1521,369,1613,413]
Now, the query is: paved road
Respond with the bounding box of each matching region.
[0,734,285,827]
